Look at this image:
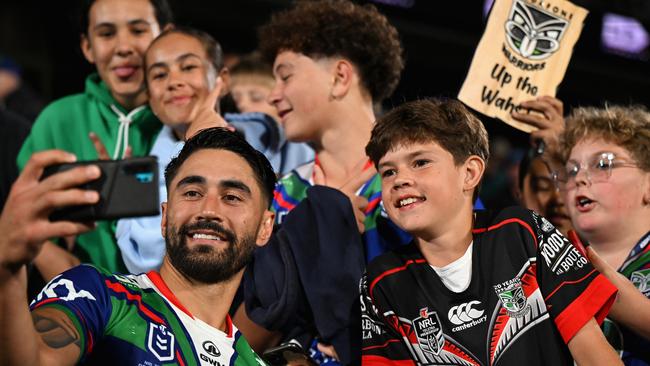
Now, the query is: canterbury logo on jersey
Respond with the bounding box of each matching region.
[448,300,487,332]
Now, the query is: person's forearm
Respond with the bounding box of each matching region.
[568,318,622,366]
[33,240,79,282]
[606,274,650,340]
[0,266,41,366]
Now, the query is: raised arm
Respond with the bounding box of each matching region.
[0,150,99,366]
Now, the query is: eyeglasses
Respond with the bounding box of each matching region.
[552,152,639,191]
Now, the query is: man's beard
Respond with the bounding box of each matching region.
[165,220,257,284]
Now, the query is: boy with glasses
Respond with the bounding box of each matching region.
[555,105,650,364]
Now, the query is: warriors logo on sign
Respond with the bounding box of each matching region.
[505,0,568,60]
[495,278,530,318]
[413,307,445,356]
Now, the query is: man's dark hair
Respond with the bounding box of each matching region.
[366,98,489,202]
[80,0,174,36]
[259,0,404,102]
[165,127,276,207]
[146,26,224,73]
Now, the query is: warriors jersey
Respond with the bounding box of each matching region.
[271,160,411,262]
[361,206,617,365]
[603,231,650,365]
[30,265,266,366]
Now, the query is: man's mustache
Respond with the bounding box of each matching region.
[178,220,236,243]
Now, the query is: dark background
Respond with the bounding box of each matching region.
[1,0,649,207]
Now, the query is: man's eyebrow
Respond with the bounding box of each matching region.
[220,179,251,195]
[176,175,205,189]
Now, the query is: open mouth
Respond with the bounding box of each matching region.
[395,196,426,208]
[181,221,235,246]
[113,65,139,78]
[277,108,292,119]
[576,196,594,210]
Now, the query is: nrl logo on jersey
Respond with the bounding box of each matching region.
[147,323,175,362]
[494,277,530,318]
[413,307,445,356]
[631,269,650,296]
[505,0,568,60]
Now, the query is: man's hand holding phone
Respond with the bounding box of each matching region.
[0,150,99,274]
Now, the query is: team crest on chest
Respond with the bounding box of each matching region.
[494,277,530,318]
[630,269,650,296]
[147,323,176,362]
[413,307,445,356]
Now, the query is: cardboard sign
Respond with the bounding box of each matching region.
[458,0,588,132]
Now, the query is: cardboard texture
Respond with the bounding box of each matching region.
[458,0,588,132]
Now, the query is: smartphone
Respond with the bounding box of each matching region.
[262,343,316,366]
[41,156,160,222]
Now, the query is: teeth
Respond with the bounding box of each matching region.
[192,233,222,240]
[399,197,418,207]
[578,198,592,206]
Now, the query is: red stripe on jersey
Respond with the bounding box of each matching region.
[365,196,381,215]
[544,269,597,301]
[147,271,194,319]
[31,297,60,309]
[273,189,296,211]
[553,274,617,343]
[105,280,165,325]
[369,259,428,299]
[176,350,186,366]
[362,355,416,366]
[472,218,538,248]
[225,314,233,338]
[362,339,402,351]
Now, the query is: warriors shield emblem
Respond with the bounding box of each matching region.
[495,278,530,318]
[631,269,650,296]
[413,308,445,356]
[505,0,568,60]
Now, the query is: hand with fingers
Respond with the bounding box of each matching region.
[512,96,565,154]
[89,132,131,160]
[184,76,234,140]
[313,159,376,234]
[0,150,100,274]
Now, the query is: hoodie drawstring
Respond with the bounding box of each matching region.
[110,104,146,159]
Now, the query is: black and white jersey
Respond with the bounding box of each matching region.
[361,206,616,366]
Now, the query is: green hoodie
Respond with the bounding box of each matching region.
[17,73,162,273]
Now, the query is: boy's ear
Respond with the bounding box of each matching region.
[80,35,95,64]
[462,156,486,194]
[330,59,354,100]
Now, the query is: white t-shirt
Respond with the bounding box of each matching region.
[430,242,473,293]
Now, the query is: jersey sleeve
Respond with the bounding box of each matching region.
[529,212,617,343]
[360,273,415,365]
[29,265,111,361]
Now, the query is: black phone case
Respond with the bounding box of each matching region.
[41,156,160,221]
